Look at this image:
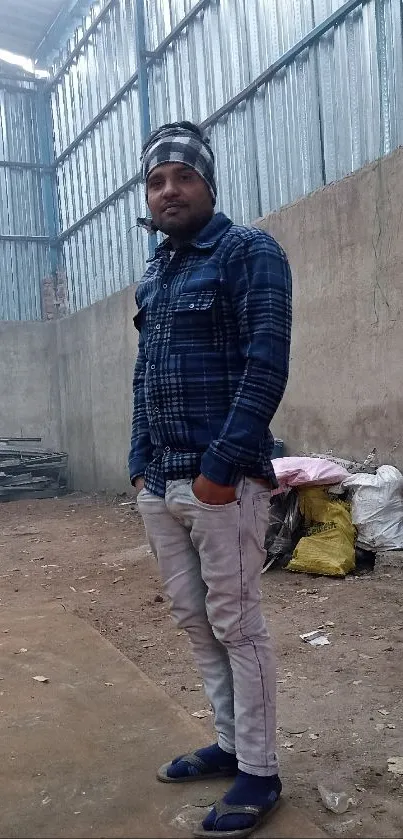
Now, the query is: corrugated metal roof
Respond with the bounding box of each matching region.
[0,0,67,59]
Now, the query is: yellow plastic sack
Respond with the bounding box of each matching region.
[287,486,356,577]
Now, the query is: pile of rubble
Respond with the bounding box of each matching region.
[0,438,68,501]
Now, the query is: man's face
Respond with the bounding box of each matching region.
[147,162,214,239]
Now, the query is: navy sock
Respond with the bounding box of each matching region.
[166,743,237,779]
[202,771,282,832]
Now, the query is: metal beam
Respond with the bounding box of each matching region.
[36,90,62,273]
[34,0,91,65]
[46,0,117,89]
[58,171,142,241]
[201,0,368,130]
[134,0,155,258]
[51,0,211,167]
[0,234,53,244]
[54,66,139,166]
[0,83,39,95]
[0,160,51,172]
[149,0,210,62]
[0,72,42,84]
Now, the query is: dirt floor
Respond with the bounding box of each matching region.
[1,492,403,838]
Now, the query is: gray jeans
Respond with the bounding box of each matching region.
[137,477,278,776]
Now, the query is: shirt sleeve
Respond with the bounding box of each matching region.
[200,231,292,486]
[128,328,153,484]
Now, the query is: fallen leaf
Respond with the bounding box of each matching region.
[14,648,28,654]
[142,643,155,649]
[378,709,390,716]
[355,785,366,792]
[113,576,124,584]
[33,676,49,683]
[387,724,396,730]
[325,690,334,696]
[69,586,77,592]
[104,682,114,687]
[309,733,319,740]
[280,741,294,749]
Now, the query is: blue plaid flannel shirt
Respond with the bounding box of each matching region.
[129,212,292,497]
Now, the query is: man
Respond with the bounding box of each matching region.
[129,121,292,838]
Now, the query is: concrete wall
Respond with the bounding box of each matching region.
[56,286,138,492]
[0,321,61,450]
[256,146,403,468]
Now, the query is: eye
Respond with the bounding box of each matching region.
[148,178,163,189]
[180,171,193,181]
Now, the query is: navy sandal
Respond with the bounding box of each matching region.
[157,751,238,784]
[192,796,281,838]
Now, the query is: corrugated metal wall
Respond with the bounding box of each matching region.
[0,80,53,319]
[1,0,403,318]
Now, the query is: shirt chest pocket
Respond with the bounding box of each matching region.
[171,290,217,351]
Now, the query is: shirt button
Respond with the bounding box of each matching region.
[154,407,160,414]
[164,446,170,452]
[162,283,167,289]
[155,323,161,330]
[150,364,155,370]
[189,303,195,309]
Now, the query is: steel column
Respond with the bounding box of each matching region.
[36,90,62,273]
[134,0,155,257]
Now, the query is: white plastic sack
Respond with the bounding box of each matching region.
[343,465,403,551]
[272,456,350,489]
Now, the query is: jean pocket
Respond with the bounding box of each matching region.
[252,492,271,550]
[190,481,239,511]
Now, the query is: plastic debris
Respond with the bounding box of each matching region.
[343,466,403,550]
[387,757,403,776]
[112,576,124,584]
[300,630,330,646]
[318,784,353,814]
[192,710,213,719]
[378,709,390,716]
[32,675,49,683]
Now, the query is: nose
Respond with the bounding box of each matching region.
[161,178,181,199]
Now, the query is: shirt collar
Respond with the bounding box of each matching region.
[150,213,233,261]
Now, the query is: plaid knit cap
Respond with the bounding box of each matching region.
[141,122,217,205]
